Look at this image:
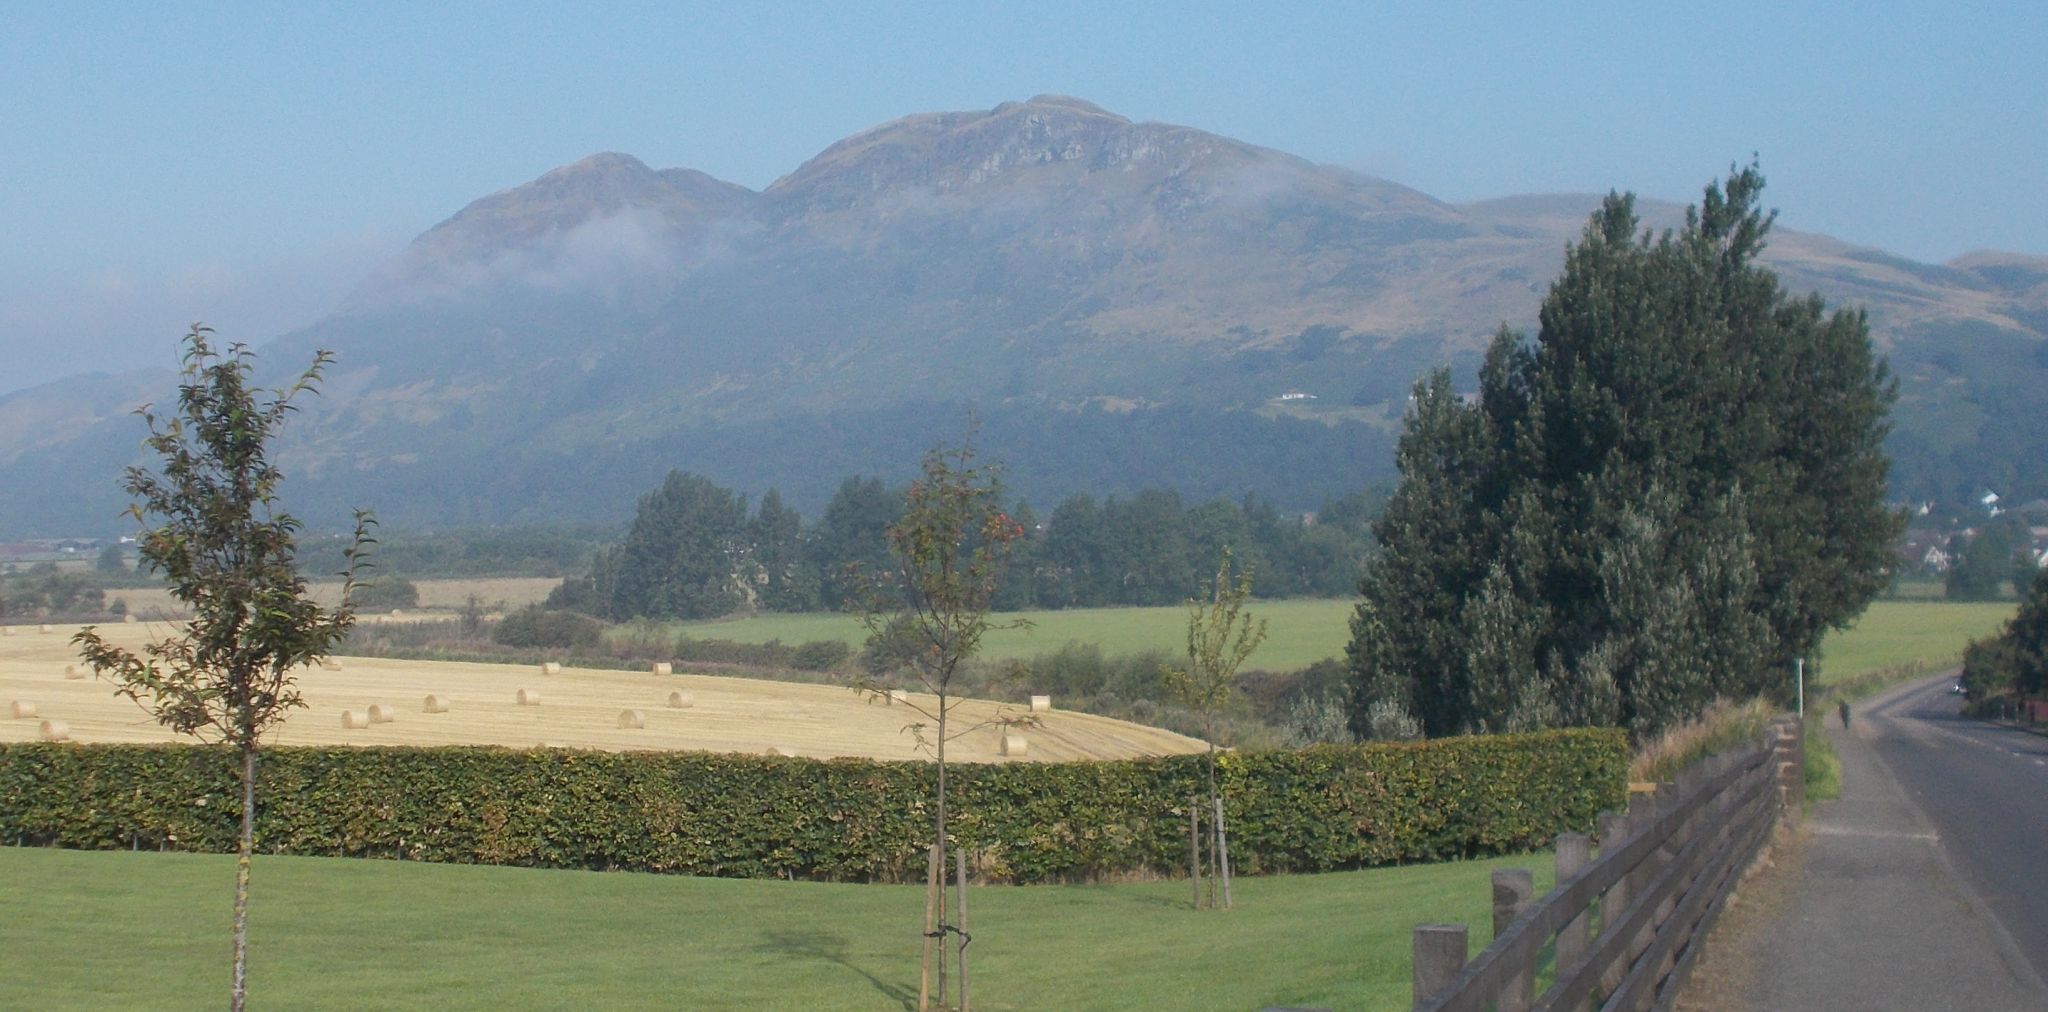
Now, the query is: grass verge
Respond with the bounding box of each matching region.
[1,845,1552,1011]
[1802,720,1843,803]
[1628,698,1778,784]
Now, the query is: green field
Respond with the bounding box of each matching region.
[1810,600,2014,685]
[674,598,2018,680]
[0,845,1550,1011]
[673,599,1360,672]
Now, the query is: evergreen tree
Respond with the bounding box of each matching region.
[1348,167,1900,740]
[751,488,818,612]
[1115,488,1196,604]
[1041,494,1110,607]
[598,471,750,620]
[811,476,900,609]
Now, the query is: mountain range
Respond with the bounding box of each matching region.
[6,95,2045,535]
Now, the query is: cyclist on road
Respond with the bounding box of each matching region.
[1839,699,1851,730]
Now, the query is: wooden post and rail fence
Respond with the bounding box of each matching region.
[1410,715,1803,1012]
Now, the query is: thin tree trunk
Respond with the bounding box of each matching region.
[231,745,255,1012]
[934,693,949,1007]
[1189,799,1202,910]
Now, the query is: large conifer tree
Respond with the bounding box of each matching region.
[1348,167,1901,739]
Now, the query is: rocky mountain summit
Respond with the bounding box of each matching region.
[5,96,2044,533]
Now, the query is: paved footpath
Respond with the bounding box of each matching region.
[1682,676,2048,1011]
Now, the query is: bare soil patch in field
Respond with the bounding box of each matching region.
[0,621,1202,762]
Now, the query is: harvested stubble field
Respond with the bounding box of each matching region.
[108,576,564,621]
[0,622,1203,762]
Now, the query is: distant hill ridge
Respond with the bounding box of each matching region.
[3,96,2044,534]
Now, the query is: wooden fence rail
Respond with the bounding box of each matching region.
[1413,716,1802,1012]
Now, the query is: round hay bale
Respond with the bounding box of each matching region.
[390,609,403,617]
[667,690,694,709]
[318,657,343,671]
[1029,694,1052,713]
[367,703,396,724]
[764,745,798,757]
[10,700,36,719]
[886,688,909,705]
[341,710,369,729]
[122,613,137,624]
[423,694,449,714]
[63,664,86,680]
[1,625,15,636]
[617,708,645,729]
[39,624,52,634]
[540,661,563,676]
[517,688,541,706]
[39,719,70,742]
[651,662,673,676]
[999,732,1029,757]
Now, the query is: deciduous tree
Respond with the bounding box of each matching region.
[850,438,1027,1011]
[1163,548,1267,909]
[74,325,373,1012]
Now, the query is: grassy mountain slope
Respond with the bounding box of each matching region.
[3,97,2041,533]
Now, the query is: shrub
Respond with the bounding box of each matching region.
[352,574,420,610]
[858,614,925,676]
[544,576,601,614]
[790,640,851,672]
[492,607,603,650]
[1023,641,1110,696]
[0,728,1625,883]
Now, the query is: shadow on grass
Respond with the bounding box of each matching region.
[756,929,916,1010]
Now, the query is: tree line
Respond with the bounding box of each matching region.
[544,473,1382,621]
[1960,565,2048,708]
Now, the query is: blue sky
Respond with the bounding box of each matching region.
[2,1,2041,394]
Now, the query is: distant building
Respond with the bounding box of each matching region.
[1896,531,1954,573]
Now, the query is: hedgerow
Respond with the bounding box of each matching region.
[0,728,1622,883]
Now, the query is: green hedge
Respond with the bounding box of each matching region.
[0,729,1624,883]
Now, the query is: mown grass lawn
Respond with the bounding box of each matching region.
[0,845,1551,1011]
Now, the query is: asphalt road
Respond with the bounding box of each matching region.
[1861,677,2048,981]
[1691,675,2048,1011]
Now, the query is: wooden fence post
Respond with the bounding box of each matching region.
[1596,809,1632,999]
[1492,869,1535,1012]
[919,843,939,1012]
[956,848,971,1012]
[1412,923,1469,1008]
[1215,794,1233,910]
[1554,830,1593,999]
[1623,791,1660,973]
[1775,718,1803,829]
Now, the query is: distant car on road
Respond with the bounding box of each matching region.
[1952,682,1967,695]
